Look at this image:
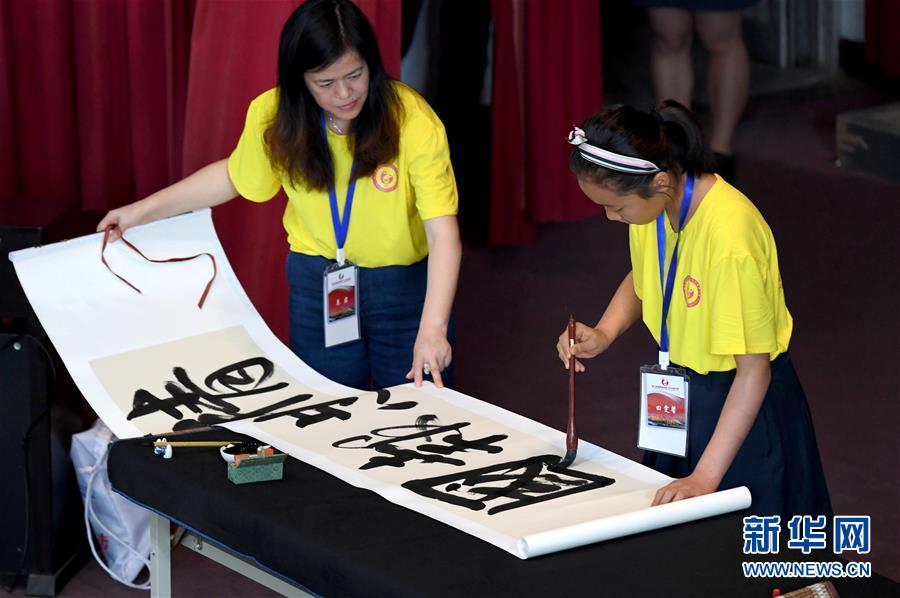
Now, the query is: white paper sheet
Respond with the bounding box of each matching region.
[10,210,750,559]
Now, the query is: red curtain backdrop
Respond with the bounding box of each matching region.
[0,0,195,209]
[0,0,400,342]
[865,0,900,78]
[489,0,603,246]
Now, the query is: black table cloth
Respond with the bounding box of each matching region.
[108,429,897,597]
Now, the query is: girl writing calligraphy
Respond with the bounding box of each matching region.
[556,101,831,518]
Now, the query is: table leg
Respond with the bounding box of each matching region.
[149,512,172,598]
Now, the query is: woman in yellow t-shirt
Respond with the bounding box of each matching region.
[555,101,831,519]
[98,0,460,391]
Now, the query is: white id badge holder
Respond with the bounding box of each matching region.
[323,261,361,348]
[638,362,690,457]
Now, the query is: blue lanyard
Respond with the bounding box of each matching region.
[656,173,694,368]
[320,113,357,265]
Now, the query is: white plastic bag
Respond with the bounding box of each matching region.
[70,419,151,588]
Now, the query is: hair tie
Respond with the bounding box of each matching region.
[566,125,661,175]
[567,126,588,146]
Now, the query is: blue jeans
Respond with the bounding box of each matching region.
[286,252,454,390]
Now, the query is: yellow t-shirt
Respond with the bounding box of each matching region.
[629,175,792,374]
[227,82,458,267]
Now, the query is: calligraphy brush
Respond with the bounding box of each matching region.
[143,424,221,440]
[552,315,578,471]
[150,440,238,458]
[149,438,261,459]
[151,440,242,448]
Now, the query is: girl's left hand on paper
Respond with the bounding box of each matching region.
[651,471,718,506]
[406,325,452,388]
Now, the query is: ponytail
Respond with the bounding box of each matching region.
[655,100,714,176]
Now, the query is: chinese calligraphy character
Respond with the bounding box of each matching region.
[334,418,507,469]
[402,455,615,515]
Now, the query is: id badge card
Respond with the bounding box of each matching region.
[638,364,689,457]
[323,261,361,348]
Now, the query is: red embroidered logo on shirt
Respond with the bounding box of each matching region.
[372,163,399,192]
[683,275,701,308]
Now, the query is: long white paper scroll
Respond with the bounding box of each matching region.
[10,210,750,559]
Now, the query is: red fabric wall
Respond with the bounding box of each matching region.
[0,1,198,208]
[489,0,603,246]
[1,0,605,333]
[183,0,301,342]
[0,0,401,341]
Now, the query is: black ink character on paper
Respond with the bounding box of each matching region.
[333,416,507,470]
[402,455,615,514]
[128,358,289,421]
[126,359,417,430]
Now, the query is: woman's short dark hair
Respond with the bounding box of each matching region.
[265,0,401,191]
[569,100,713,197]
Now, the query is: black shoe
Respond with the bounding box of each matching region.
[713,152,735,182]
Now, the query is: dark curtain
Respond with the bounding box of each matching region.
[0,0,401,342]
[865,0,900,78]
[432,1,492,246]
[488,0,603,246]
[0,0,195,207]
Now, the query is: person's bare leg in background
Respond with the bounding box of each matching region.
[648,8,749,180]
[648,8,694,108]
[696,10,748,164]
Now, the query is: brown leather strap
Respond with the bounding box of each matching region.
[101,225,217,308]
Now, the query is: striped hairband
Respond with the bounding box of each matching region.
[567,126,661,175]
